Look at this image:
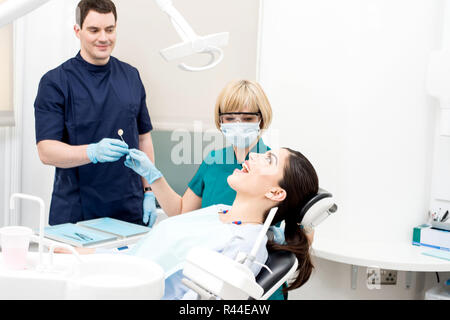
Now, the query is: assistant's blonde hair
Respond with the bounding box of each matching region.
[214,80,273,130]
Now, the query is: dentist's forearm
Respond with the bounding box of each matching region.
[150,177,182,216]
[37,140,91,168]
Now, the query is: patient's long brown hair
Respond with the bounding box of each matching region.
[266,148,318,292]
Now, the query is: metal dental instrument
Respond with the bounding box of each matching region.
[63,234,84,242]
[74,232,93,241]
[117,129,136,168]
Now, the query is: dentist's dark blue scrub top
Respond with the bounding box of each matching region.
[34,52,152,225]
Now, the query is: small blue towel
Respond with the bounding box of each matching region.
[422,249,450,261]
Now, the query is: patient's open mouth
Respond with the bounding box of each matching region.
[233,162,250,175]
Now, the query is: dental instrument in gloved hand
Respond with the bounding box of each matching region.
[119,130,158,226]
[86,138,129,164]
[124,149,163,184]
[118,129,136,167]
[143,192,158,227]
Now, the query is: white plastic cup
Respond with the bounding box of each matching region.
[0,226,32,270]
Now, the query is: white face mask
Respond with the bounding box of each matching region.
[220,122,261,149]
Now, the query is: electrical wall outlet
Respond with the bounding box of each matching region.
[366,267,397,289]
[366,267,381,289]
[380,269,397,285]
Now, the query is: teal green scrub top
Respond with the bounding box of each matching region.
[188,139,285,300]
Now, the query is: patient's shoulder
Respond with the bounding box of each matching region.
[230,225,267,252]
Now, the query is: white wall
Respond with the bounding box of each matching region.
[424,0,450,237]
[0,5,12,112]
[258,0,446,299]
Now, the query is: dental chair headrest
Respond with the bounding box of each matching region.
[299,188,337,229]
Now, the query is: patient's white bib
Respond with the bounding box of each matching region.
[129,205,237,277]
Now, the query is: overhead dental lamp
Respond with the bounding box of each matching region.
[0,0,229,72]
[155,0,229,72]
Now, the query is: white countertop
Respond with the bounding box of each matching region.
[311,237,450,272]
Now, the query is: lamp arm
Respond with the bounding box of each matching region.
[0,0,51,28]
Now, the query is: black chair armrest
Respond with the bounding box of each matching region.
[249,250,296,299]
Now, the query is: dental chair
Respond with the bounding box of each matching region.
[182,188,338,300]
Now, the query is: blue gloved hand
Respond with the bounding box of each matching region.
[124,149,163,184]
[87,138,129,164]
[268,225,286,245]
[143,192,158,227]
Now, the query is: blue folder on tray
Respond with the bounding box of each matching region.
[44,217,151,247]
[44,223,117,247]
[78,217,150,238]
[422,249,450,261]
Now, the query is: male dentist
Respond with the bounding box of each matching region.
[34,0,157,226]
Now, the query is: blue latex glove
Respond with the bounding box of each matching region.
[268,226,286,245]
[143,192,158,227]
[124,149,163,184]
[87,138,129,164]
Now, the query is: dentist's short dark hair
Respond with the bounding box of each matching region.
[76,0,117,29]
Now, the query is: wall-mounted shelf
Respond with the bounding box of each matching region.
[312,237,450,272]
[311,237,450,290]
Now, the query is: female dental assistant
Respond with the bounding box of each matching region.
[33,0,156,226]
[187,81,272,209]
[130,80,273,216]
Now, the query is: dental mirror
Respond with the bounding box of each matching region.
[117,129,136,167]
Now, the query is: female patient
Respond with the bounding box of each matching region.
[60,147,318,299]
